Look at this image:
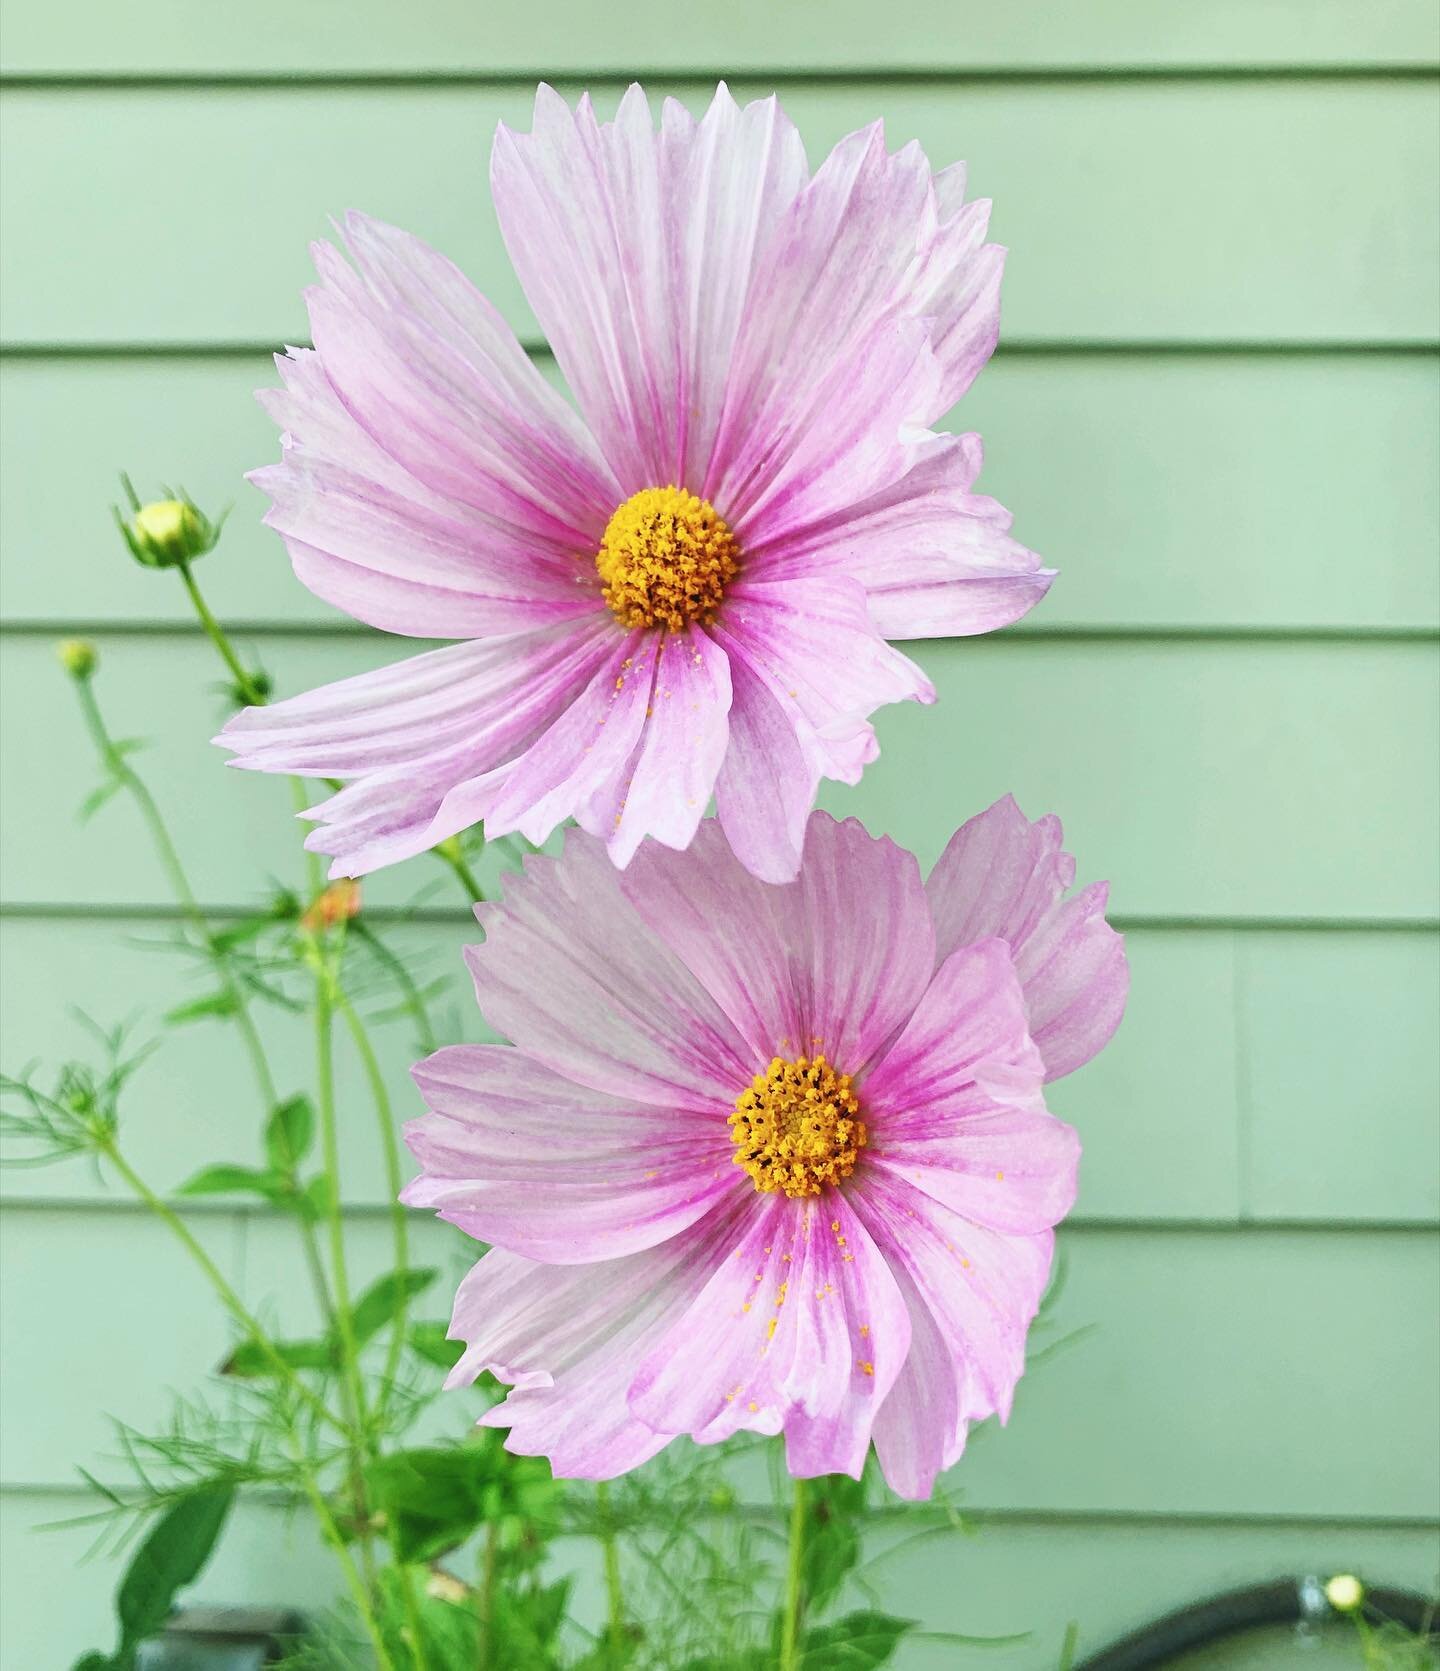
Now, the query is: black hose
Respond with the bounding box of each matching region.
[1073,1578,1436,1670]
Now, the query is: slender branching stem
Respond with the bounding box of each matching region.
[438,844,487,908]
[595,1480,627,1661]
[72,678,279,1111]
[779,1476,808,1671]
[177,559,267,707]
[94,1136,344,1436]
[335,988,411,1400]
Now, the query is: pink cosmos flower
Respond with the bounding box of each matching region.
[218,84,1052,883]
[402,797,1127,1498]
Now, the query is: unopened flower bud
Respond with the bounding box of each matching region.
[56,639,98,679]
[1324,1573,1365,1612]
[114,477,227,570]
[434,835,465,864]
[301,878,362,932]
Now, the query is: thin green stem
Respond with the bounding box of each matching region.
[779,1476,808,1671]
[395,1555,433,1671]
[286,1428,396,1671]
[310,945,381,1598]
[437,844,486,907]
[177,559,267,707]
[336,988,411,1398]
[477,1520,499,1669]
[595,1480,626,1662]
[95,1136,344,1436]
[72,677,278,1112]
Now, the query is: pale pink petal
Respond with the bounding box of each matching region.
[863,941,1079,1235]
[255,348,602,638]
[713,654,824,884]
[869,1260,962,1499]
[215,621,616,876]
[445,1202,749,1479]
[628,1191,908,1461]
[743,435,1053,639]
[403,1045,741,1262]
[852,1171,1055,1426]
[306,219,616,537]
[465,830,756,1107]
[714,575,934,788]
[620,813,936,1074]
[593,626,733,868]
[927,796,1129,1079]
[491,83,808,492]
[907,191,1007,412]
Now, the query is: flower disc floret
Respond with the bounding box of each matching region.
[728,1053,867,1198]
[596,486,739,632]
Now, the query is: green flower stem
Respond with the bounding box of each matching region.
[94,1134,344,1437]
[286,1428,397,1671]
[779,1476,808,1671]
[335,988,411,1398]
[177,558,267,707]
[595,1480,627,1661]
[438,843,487,907]
[395,1557,433,1671]
[478,1519,499,1668]
[71,677,279,1113]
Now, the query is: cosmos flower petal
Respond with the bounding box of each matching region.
[306,216,617,538]
[254,347,600,638]
[868,1260,962,1499]
[492,83,809,492]
[444,1206,749,1479]
[927,796,1129,1079]
[403,1045,741,1261]
[716,576,935,781]
[466,829,757,1107]
[861,940,1078,1235]
[852,1171,1055,1425]
[595,626,734,868]
[743,434,1054,639]
[628,1191,907,1454]
[620,813,936,1073]
[713,654,825,884]
[216,620,617,875]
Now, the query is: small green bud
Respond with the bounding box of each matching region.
[56,638,98,679]
[434,835,465,864]
[114,478,228,570]
[1325,1573,1365,1612]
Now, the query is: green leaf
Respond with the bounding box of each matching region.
[264,1095,314,1172]
[408,1319,465,1370]
[221,1336,335,1377]
[299,1173,335,1222]
[800,1611,915,1670]
[365,1440,555,1564]
[77,780,123,823]
[115,1485,233,1652]
[164,989,240,1025]
[174,1163,286,1202]
[350,1267,438,1347]
[71,1655,115,1671]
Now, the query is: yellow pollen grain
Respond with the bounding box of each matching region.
[727,1054,868,1199]
[595,485,739,632]
[859,1361,875,1377]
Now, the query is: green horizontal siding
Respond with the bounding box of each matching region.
[3,0,1437,77]
[3,80,1438,347]
[4,350,1437,633]
[2,633,1434,919]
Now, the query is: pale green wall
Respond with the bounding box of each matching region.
[1,2,1438,1664]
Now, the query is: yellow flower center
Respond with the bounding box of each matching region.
[596,486,739,632]
[728,1055,868,1199]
